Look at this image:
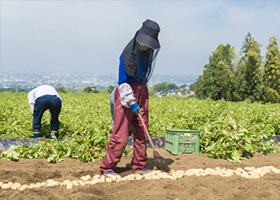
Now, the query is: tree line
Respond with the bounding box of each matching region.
[193,33,280,103]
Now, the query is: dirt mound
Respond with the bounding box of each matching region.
[1,148,280,200]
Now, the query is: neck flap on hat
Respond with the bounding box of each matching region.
[122,31,159,83]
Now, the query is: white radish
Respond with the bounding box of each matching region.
[11,182,21,190]
[46,181,59,187]
[66,183,74,190]
[81,175,91,182]
[41,182,47,187]
[106,178,113,183]
[72,180,80,186]
[19,185,29,191]
[90,179,100,185]
[46,179,54,184]
[2,182,13,190]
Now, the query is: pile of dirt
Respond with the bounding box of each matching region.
[1,147,280,200]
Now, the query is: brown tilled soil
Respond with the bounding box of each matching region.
[1,147,280,200]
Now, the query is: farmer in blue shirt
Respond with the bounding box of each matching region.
[100,19,161,174]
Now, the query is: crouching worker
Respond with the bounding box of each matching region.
[28,85,62,139]
[100,19,161,174]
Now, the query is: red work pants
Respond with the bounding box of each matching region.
[100,82,149,173]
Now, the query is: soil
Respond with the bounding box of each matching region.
[1,147,280,200]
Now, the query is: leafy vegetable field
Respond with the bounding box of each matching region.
[1,92,280,163]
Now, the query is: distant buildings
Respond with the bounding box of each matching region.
[156,87,194,98]
[0,70,198,90]
[167,90,176,97]
[155,91,164,98]
[0,71,117,90]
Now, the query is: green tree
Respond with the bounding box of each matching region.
[154,82,179,92]
[266,87,280,103]
[56,86,67,93]
[107,85,116,94]
[56,86,74,93]
[231,57,248,101]
[193,44,235,100]
[83,86,99,93]
[240,33,262,100]
[66,87,74,93]
[263,37,280,100]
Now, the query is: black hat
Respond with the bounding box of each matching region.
[136,19,160,49]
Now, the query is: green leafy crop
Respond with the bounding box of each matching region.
[1,93,280,163]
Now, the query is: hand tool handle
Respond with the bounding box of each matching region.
[137,113,156,150]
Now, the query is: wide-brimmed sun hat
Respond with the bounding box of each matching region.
[136,19,160,50]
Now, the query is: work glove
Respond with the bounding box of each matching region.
[131,103,141,114]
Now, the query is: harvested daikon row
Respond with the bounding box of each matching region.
[2,166,280,191]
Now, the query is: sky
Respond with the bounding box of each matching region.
[1,0,280,76]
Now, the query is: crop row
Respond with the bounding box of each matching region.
[1,93,280,162]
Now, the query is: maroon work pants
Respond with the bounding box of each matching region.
[100,82,149,173]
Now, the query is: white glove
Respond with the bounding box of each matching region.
[118,83,136,108]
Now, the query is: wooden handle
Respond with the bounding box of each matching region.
[138,113,156,150]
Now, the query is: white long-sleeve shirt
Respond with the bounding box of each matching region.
[118,83,136,108]
[28,85,62,105]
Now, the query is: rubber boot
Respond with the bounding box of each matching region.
[50,130,58,139]
[33,129,40,138]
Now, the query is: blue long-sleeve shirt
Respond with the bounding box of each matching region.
[118,53,148,85]
[118,54,137,85]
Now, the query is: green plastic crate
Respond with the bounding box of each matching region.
[165,129,200,155]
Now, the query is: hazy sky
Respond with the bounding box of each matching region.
[1,1,280,76]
